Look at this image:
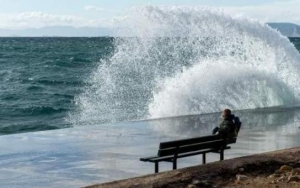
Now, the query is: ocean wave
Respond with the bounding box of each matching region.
[70,6,300,125]
[149,62,298,118]
[36,79,84,86]
[27,85,44,91]
[19,106,67,116]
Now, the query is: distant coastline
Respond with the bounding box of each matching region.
[268,22,300,37]
[0,22,300,37]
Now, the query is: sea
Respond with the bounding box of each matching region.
[1,6,300,187]
[0,37,300,135]
[0,37,114,134]
[0,36,300,135]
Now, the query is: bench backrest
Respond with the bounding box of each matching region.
[158,135,225,157]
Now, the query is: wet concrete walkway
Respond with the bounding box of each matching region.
[0,107,300,187]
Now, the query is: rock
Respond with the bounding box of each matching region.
[191,180,212,187]
[279,165,293,173]
[236,174,249,181]
[276,176,285,182]
[292,168,300,175]
[268,174,275,179]
[287,175,300,183]
[187,184,197,188]
[269,174,280,179]
[192,180,200,185]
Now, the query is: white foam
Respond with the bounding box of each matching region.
[70,6,300,125]
[149,61,297,118]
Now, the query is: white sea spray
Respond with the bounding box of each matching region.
[71,6,300,126]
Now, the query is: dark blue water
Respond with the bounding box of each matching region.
[0,37,299,135]
[0,37,114,134]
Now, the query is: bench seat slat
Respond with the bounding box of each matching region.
[140,156,159,162]
[143,146,232,163]
[149,148,215,162]
[159,135,222,149]
[158,139,225,157]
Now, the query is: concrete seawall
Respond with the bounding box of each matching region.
[84,147,300,188]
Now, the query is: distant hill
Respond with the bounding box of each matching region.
[268,23,300,37]
[0,26,114,37]
[1,23,300,37]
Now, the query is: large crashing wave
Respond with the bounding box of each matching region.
[71,6,300,126]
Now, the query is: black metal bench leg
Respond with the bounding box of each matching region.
[220,149,224,161]
[173,158,177,170]
[202,153,206,164]
[173,149,178,170]
[155,162,159,173]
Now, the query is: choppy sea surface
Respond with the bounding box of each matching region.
[0,37,114,134]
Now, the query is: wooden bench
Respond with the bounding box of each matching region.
[140,122,241,173]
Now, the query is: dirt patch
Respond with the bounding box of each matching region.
[205,162,300,188]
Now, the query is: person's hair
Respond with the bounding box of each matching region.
[223,109,231,118]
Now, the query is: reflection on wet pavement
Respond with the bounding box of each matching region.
[0,107,300,188]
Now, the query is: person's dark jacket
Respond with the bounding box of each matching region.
[218,117,236,139]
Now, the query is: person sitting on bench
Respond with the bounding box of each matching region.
[212,109,238,140]
[140,108,242,173]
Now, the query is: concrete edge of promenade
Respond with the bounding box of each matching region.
[84,147,300,188]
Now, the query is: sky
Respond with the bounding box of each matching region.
[0,0,300,29]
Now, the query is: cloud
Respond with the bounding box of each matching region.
[84,5,104,12]
[223,0,300,24]
[13,12,80,24]
[1,1,300,30]
[0,12,113,29]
